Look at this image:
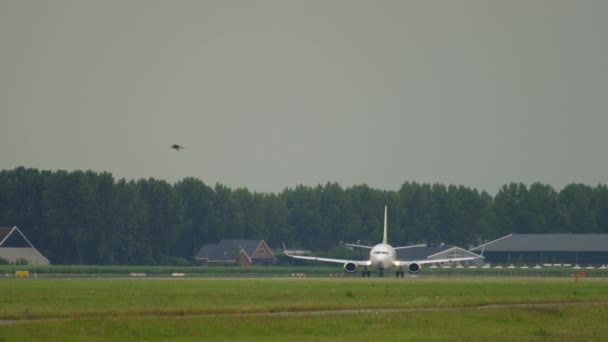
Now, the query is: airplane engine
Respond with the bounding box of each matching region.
[408,263,421,274]
[344,262,357,273]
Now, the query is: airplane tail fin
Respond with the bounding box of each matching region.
[382,205,388,244]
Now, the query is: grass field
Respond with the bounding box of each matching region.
[1,278,607,341]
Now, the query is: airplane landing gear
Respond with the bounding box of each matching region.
[396,268,405,277]
[361,268,371,277]
[378,269,384,277]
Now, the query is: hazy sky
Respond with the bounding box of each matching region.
[1,1,607,194]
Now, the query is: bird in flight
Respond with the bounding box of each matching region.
[171,144,184,151]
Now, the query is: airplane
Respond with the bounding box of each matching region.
[284,206,483,277]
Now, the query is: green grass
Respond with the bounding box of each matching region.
[2,305,607,341]
[1,278,607,341]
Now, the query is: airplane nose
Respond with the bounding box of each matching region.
[372,254,387,266]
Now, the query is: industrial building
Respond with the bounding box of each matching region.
[471,234,608,266]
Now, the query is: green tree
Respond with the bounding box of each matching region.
[124,181,153,265]
[595,185,608,233]
[173,178,215,258]
[559,184,597,233]
[136,179,181,263]
[492,183,529,235]
[210,184,234,241]
[42,170,90,264]
[262,193,293,246]
[348,184,385,245]
[399,182,439,245]
[284,185,324,249]
[78,171,116,264]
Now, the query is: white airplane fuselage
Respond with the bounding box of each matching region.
[369,243,397,270]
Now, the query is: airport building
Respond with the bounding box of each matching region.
[471,234,608,266]
[0,226,50,265]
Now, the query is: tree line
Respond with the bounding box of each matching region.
[1,167,607,265]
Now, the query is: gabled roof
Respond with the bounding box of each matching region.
[0,226,37,248]
[472,234,608,252]
[220,239,264,258]
[195,240,246,262]
[0,226,51,265]
[0,227,13,243]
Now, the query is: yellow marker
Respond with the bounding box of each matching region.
[15,271,29,278]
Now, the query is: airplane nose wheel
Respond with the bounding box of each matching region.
[378,269,384,277]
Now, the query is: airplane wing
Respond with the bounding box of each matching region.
[393,244,427,250]
[393,255,481,267]
[284,243,372,266]
[343,243,373,249]
[287,254,372,266]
